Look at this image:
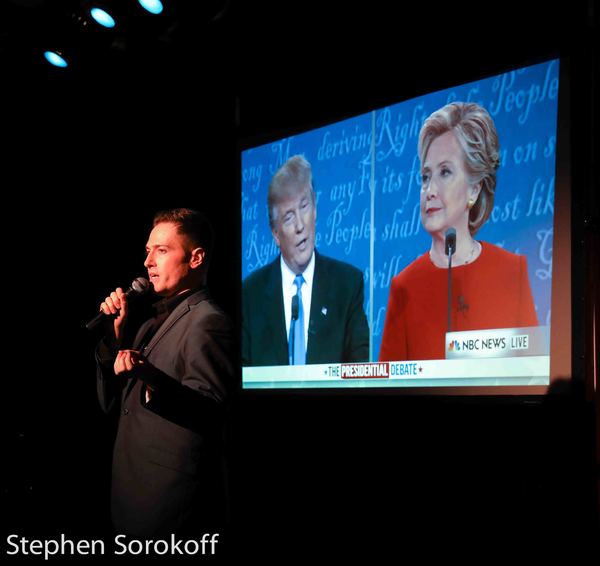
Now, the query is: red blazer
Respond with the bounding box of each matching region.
[379,242,538,361]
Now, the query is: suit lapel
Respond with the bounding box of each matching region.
[126,309,188,400]
[265,258,289,365]
[123,289,207,400]
[307,253,330,363]
[142,288,209,356]
[142,302,190,357]
[124,319,155,401]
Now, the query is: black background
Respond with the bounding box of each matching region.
[2,0,598,562]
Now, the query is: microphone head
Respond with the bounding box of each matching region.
[130,277,150,295]
[85,277,150,332]
[445,228,457,256]
[291,295,299,321]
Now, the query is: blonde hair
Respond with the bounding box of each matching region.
[267,155,315,228]
[418,102,500,234]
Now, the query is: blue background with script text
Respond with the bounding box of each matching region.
[241,59,559,361]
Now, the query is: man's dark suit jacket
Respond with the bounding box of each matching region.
[242,252,369,366]
[96,288,235,538]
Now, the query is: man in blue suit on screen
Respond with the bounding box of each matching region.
[242,155,369,367]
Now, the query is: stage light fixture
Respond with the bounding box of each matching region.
[89,7,116,28]
[28,0,199,75]
[137,0,164,15]
[43,50,68,68]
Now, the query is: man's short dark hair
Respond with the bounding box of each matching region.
[153,208,214,268]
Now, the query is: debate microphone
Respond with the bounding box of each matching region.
[289,295,299,365]
[445,228,456,333]
[445,227,456,256]
[85,277,150,331]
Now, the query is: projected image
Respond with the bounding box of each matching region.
[242,155,370,367]
[241,59,559,390]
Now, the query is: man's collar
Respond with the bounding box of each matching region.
[152,288,197,315]
[280,251,315,289]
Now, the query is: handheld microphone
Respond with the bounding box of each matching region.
[291,295,299,321]
[445,228,456,332]
[85,277,150,331]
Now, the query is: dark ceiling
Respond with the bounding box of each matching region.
[1,0,594,140]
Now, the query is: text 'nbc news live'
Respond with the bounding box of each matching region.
[446,326,549,359]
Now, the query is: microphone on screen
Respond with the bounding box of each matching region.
[445,228,456,333]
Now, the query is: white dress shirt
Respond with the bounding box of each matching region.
[281,252,315,348]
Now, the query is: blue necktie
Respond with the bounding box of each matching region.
[289,274,306,365]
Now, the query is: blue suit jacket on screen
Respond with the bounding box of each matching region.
[242,251,369,366]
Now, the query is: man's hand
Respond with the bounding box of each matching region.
[114,350,155,402]
[100,288,128,345]
[114,349,146,375]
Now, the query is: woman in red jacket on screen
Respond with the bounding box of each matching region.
[379,102,538,362]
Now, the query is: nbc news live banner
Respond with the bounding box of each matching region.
[445,326,548,359]
[243,326,550,389]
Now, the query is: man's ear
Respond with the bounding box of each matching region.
[190,247,205,269]
[271,227,281,248]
